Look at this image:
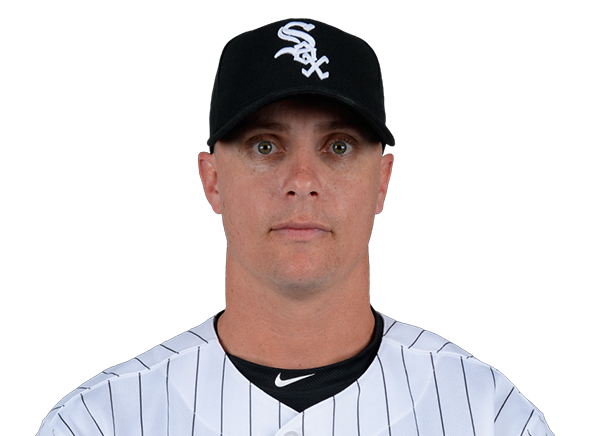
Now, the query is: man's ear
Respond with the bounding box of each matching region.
[198,151,222,214]
[376,152,394,214]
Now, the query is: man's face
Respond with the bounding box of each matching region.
[199,97,393,296]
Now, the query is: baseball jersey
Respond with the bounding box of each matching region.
[36,313,554,436]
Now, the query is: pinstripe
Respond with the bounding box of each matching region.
[187,330,209,343]
[436,342,451,353]
[494,387,514,422]
[383,320,397,336]
[460,357,476,436]
[191,347,201,436]
[376,355,392,436]
[408,330,425,348]
[220,354,226,436]
[278,402,281,429]
[519,410,535,436]
[430,353,446,436]
[58,413,76,436]
[80,394,104,435]
[107,380,116,436]
[356,381,361,436]
[332,396,336,436]
[161,344,179,354]
[103,371,120,378]
[302,411,305,436]
[490,368,496,389]
[138,373,144,436]
[135,358,150,371]
[166,359,171,436]
[401,346,420,436]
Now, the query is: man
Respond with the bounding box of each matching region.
[36,18,553,436]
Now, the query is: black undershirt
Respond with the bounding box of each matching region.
[213,309,384,412]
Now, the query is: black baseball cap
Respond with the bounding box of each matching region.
[207,18,395,149]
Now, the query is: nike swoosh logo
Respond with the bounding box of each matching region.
[274,372,315,387]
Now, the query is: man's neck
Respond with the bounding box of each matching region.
[216,254,374,369]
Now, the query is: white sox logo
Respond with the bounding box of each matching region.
[274,21,330,80]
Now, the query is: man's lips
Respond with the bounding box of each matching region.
[271,222,331,231]
[270,222,331,239]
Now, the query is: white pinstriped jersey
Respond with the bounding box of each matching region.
[36,314,554,436]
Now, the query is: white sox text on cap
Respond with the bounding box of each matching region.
[207,18,395,151]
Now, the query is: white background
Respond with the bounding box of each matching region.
[0,0,600,435]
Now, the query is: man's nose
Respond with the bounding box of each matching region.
[282,148,323,199]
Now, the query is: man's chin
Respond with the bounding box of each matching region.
[266,265,335,299]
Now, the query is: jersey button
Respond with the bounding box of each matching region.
[284,432,299,436]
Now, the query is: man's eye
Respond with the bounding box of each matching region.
[255,141,274,155]
[331,141,351,154]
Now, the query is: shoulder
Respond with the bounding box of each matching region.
[377,313,554,436]
[377,313,492,395]
[380,313,473,357]
[35,316,221,436]
[379,312,517,387]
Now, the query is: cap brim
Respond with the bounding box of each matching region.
[207,88,395,147]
